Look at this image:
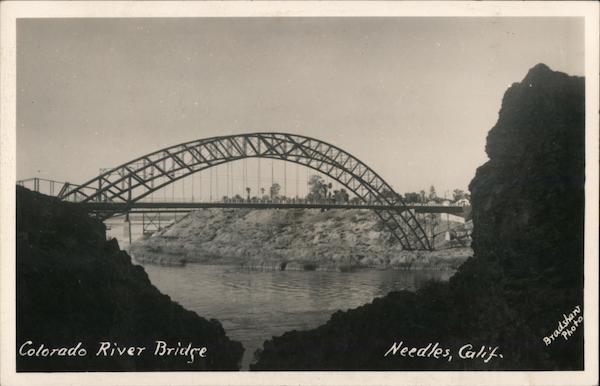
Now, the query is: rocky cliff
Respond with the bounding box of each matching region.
[251,64,585,370]
[131,208,470,270]
[16,186,244,371]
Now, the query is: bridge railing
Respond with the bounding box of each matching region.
[134,196,372,206]
[134,196,420,207]
[16,178,99,202]
[134,196,468,208]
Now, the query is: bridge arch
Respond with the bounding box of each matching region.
[59,133,432,250]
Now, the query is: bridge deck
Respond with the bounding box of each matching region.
[82,201,469,216]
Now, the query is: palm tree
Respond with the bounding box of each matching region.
[246,187,251,201]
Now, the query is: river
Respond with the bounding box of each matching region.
[139,262,455,369]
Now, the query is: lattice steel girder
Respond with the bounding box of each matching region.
[59,133,432,250]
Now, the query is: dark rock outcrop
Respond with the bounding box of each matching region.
[251,64,584,370]
[16,186,244,371]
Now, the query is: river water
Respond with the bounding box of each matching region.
[140,263,455,369]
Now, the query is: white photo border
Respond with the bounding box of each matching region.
[1,2,598,385]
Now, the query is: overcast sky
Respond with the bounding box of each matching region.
[17,17,584,195]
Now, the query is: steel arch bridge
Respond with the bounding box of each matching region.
[58,132,432,250]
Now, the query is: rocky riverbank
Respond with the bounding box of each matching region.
[130,208,471,271]
[251,64,585,370]
[16,186,244,371]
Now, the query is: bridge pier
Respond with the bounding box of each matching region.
[125,212,132,246]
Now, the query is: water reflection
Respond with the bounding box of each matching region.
[142,263,454,369]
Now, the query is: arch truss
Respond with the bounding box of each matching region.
[59,133,432,250]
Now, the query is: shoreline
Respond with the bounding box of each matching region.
[130,247,471,272]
